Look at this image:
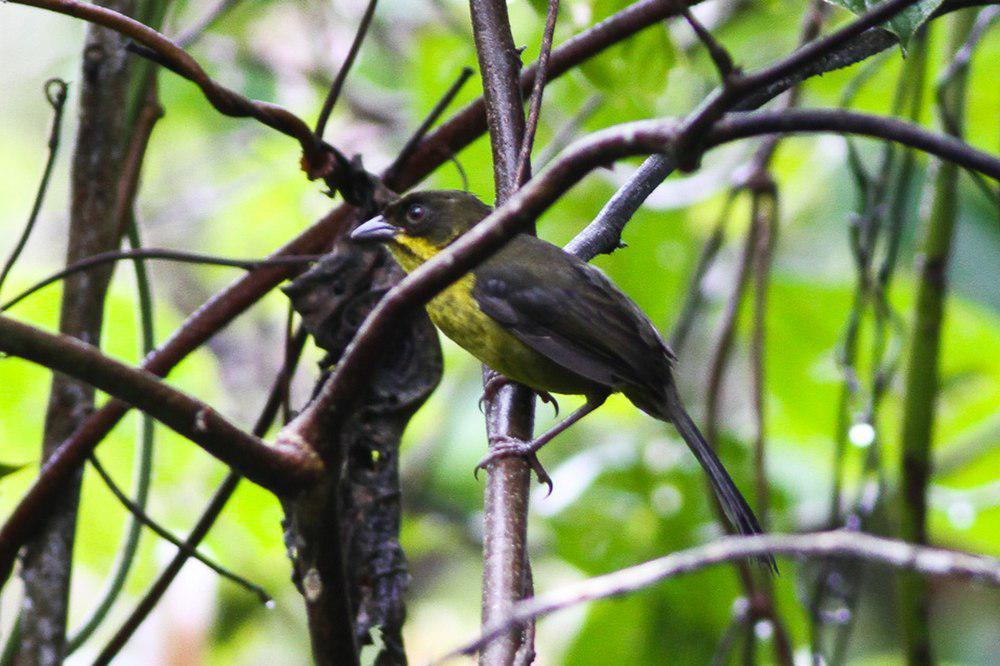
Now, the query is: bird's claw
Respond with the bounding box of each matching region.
[536,390,559,417]
[478,375,559,418]
[478,372,508,413]
[475,435,553,496]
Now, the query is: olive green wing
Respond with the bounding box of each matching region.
[473,236,674,394]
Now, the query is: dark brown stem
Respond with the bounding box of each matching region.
[0,79,68,298]
[314,0,379,141]
[514,0,560,186]
[0,315,321,493]
[93,327,308,664]
[0,250,321,312]
[9,0,339,180]
[468,0,535,660]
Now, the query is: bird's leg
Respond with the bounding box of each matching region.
[476,392,609,492]
[478,370,508,413]
[478,371,560,416]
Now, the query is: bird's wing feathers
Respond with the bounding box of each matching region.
[473,236,674,393]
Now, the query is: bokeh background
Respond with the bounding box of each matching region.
[0,0,997,663]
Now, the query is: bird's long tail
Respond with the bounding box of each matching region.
[663,384,777,572]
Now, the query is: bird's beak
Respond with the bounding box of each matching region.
[350,215,399,242]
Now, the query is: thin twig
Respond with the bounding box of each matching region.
[174,0,245,48]
[10,0,341,181]
[680,5,735,81]
[0,0,987,595]
[0,249,321,312]
[514,0,560,186]
[438,531,1000,662]
[94,327,309,664]
[0,314,321,494]
[0,79,68,298]
[385,67,474,183]
[88,455,271,603]
[314,0,379,141]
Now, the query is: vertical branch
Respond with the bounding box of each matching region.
[897,10,976,665]
[14,2,151,662]
[468,0,535,663]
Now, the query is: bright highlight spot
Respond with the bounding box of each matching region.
[848,422,876,448]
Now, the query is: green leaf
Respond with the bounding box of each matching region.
[824,0,945,47]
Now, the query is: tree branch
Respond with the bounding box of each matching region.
[468,0,536,660]
[0,79,68,298]
[314,0,379,141]
[280,106,1000,457]
[9,0,346,183]
[0,315,321,494]
[514,0,560,186]
[441,532,1000,661]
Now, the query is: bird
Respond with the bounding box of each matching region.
[351,189,771,557]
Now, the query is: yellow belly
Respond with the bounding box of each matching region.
[425,275,591,395]
[386,240,594,395]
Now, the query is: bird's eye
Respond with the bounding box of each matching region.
[406,204,427,224]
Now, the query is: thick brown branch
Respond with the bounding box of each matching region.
[0,315,321,494]
[282,107,1000,451]
[0,0,706,596]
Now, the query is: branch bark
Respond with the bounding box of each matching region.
[441,531,1000,661]
[14,5,138,660]
[0,315,321,493]
[467,0,536,662]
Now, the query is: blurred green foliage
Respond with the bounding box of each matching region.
[0,0,997,664]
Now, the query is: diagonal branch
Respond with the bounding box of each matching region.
[9,0,341,181]
[0,315,321,494]
[440,531,1000,661]
[0,0,986,597]
[514,0,560,186]
[314,0,379,141]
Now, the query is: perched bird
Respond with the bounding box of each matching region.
[351,190,769,552]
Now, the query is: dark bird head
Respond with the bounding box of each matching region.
[350,190,492,271]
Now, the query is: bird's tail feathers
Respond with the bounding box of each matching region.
[663,385,777,573]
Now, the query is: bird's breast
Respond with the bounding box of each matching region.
[425,274,596,395]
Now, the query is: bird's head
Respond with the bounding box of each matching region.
[350,190,492,270]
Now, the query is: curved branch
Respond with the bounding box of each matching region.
[1,0,985,595]
[9,0,336,177]
[705,108,1000,178]
[0,0,706,593]
[441,531,1000,660]
[0,315,321,494]
[279,106,1000,449]
[0,249,321,312]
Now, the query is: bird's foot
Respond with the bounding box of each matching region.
[536,390,559,417]
[478,374,559,417]
[475,435,553,496]
[478,372,508,413]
